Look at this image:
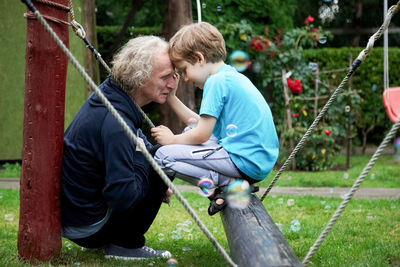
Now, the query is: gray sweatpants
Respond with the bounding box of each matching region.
[154,135,240,187]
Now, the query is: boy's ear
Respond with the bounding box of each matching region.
[194,51,205,64]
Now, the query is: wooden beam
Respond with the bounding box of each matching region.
[221,194,303,267]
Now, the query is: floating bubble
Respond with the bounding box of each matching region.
[182,246,191,252]
[276,223,283,231]
[343,172,349,179]
[308,62,318,71]
[198,178,214,197]
[323,0,332,3]
[213,227,218,233]
[64,241,72,250]
[278,198,284,204]
[329,188,334,193]
[370,173,375,179]
[290,219,301,232]
[157,233,165,241]
[182,220,193,232]
[170,230,182,240]
[202,3,206,8]
[226,180,250,209]
[318,36,327,44]
[371,84,377,92]
[324,204,331,212]
[252,62,262,73]
[288,176,292,180]
[217,5,222,12]
[187,117,197,128]
[185,234,193,240]
[321,200,326,204]
[167,258,178,266]
[74,263,81,266]
[287,199,294,206]
[226,124,238,137]
[4,214,14,222]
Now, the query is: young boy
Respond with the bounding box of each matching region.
[151,22,279,215]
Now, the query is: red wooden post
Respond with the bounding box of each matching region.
[18,0,69,262]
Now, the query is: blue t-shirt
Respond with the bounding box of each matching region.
[199,64,279,180]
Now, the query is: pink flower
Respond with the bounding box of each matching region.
[287,78,303,95]
[293,113,299,117]
[304,15,314,25]
[325,129,331,136]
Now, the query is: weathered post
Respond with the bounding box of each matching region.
[18,0,68,262]
[221,194,303,267]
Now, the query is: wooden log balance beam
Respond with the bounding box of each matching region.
[221,194,303,267]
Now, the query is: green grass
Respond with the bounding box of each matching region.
[1,188,399,266]
[3,154,400,188]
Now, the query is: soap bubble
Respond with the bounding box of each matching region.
[287,199,295,206]
[276,223,283,231]
[198,178,214,197]
[167,258,178,266]
[157,233,165,241]
[308,62,318,71]
[290,219,301,232]
[182,220,193,233]
[226,180,250,209]
[318,36,327,44]
[226,124,238,137]
[343,172,349,179]
[323,0,332,3]
[187,117,197,128]
[170,230,182,240]
[324,204,331,212]
[4,214,14,222]
[182,246,191,252]
[278,198,284,204]
[370,173,375,179]
[202,2,206,8]
[217,5,222,12]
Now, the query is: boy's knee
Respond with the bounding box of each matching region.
[154,146,173,167]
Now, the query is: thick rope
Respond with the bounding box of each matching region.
[303,119,400,265]
[261,1,400,202]
[21,1,236,266]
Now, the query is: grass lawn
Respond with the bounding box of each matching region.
[0,153,399,266]
[0,189,399,266]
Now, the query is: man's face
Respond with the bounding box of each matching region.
[139,49,177,105]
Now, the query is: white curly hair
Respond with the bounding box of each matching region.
[111,36,168,92]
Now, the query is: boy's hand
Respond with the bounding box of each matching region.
[151,125,175,145]
[167,73,180,101]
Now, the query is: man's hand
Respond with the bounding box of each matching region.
[167,72,180,102]
[162,188,173,204]
[151,125,175,145]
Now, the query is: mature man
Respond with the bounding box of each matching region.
[60,36,177,260]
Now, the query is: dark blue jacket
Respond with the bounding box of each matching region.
[61,78,155,227]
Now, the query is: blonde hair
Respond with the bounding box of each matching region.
[169,22,226,65]
[111,36,168,92]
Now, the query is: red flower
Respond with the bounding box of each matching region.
[270,52,275,58]
[325,130,331,136]
[293,113,299,117]
[250,37,268,51]
[304,15,314,25]
[287,78,303,95]
[311,27,318,33]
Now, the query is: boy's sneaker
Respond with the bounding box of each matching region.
[104,244,172,260]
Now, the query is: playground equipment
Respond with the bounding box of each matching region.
[18,0,400,266]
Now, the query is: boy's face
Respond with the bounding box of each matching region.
[174,60,210,89]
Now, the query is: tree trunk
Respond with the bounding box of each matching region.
[351,0,363,47]
[18,0,68,262]
[160,0,194,133]
[83,0,100,96]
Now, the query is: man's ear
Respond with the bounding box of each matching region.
[194,51,205,64]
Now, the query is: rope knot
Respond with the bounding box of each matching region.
[70,20,86,39]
